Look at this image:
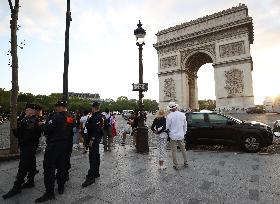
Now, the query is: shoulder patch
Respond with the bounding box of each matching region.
[66,116,74,124]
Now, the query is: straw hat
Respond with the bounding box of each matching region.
[167,102,178,110]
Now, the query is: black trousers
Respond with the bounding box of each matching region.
[65,142,73,174]
[87,141,100,178]
[43,143,67,194]
[14,144,37,187]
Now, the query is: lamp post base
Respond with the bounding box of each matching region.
[136,126,149,153]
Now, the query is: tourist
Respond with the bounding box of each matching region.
[2,104,41,199]
[130,111,139,147]
[111,113,117,146]
[151,110,168,171]
[102,108,113,152]
[72,110,81,149]
[121,121,131,146]
[80,110,90,154]
[166,102,188,170]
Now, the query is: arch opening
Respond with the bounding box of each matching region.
[185,52,214,110]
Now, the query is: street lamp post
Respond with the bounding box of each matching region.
[63,0,72,102]
[133,20,149,153]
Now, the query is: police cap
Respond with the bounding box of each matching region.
[55,100,67,107]
[25,103,37,110]
[92,101,100,108]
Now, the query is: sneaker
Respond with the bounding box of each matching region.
[82,176,95,187]
[120,142,125,146]
[83,150,88,154]
[35,192,55,203]
[2,187,21,199]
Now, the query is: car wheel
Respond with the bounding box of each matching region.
[241,135,262,153]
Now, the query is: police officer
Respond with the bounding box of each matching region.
[35,101,74,203]
[2,103,41,199]
[82,101,103,187]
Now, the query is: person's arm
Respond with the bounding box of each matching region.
[42,113,58,136]
[151,118,156,132]
[183,114,187,134]
[166,115,171,131]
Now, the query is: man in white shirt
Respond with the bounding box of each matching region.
[166,102,188,170]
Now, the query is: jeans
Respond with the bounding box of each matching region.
[103,127,112,150]
[72,127,79,145]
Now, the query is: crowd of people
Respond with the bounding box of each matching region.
[2,101,189,202]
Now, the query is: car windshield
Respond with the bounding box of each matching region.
[219,113,243,124]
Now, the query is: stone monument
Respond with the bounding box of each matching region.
[154,4,255,110]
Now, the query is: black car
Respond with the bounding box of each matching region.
[185,112,274,153]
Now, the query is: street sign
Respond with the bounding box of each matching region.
[132,83,148,92]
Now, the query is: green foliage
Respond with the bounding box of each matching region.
[198,99,216,110]
[0,90,159,113]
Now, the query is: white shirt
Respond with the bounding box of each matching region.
[80,115,89,133]
[166,110,187,140]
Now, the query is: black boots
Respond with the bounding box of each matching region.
[2,186,21,199]
[58,185,64,195]
[82,176,95,187]
[21,179,35,189]
[35,192,55,203]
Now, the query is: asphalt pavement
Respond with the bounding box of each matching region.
[1,145,280,203]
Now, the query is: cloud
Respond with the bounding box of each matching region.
[14,0,64,42]
[1,0,280,103]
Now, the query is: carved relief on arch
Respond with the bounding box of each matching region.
[180,43,216,65]
[219,41,245,58]
[160,55,178,69]
[163,78,176,101]
[224,68,244,97]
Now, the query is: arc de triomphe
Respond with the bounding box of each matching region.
[154,4,255,110]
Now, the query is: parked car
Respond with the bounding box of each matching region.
[273,120,280,137]
[246,107,266,114]
[122,110,134,120]
[185,111,274,153]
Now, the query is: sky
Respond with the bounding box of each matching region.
[0,0,280,104]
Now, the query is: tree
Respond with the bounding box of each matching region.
[198,99,216,110]
[8,0,20,154]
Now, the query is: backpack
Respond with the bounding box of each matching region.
[101,114,111,129]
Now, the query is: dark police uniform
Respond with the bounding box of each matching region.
[82,103,103,187]
[38,107,74,201]
[2,104,41,199]
[65,112,74,180]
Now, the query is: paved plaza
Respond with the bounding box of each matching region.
[1,145,280,204]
